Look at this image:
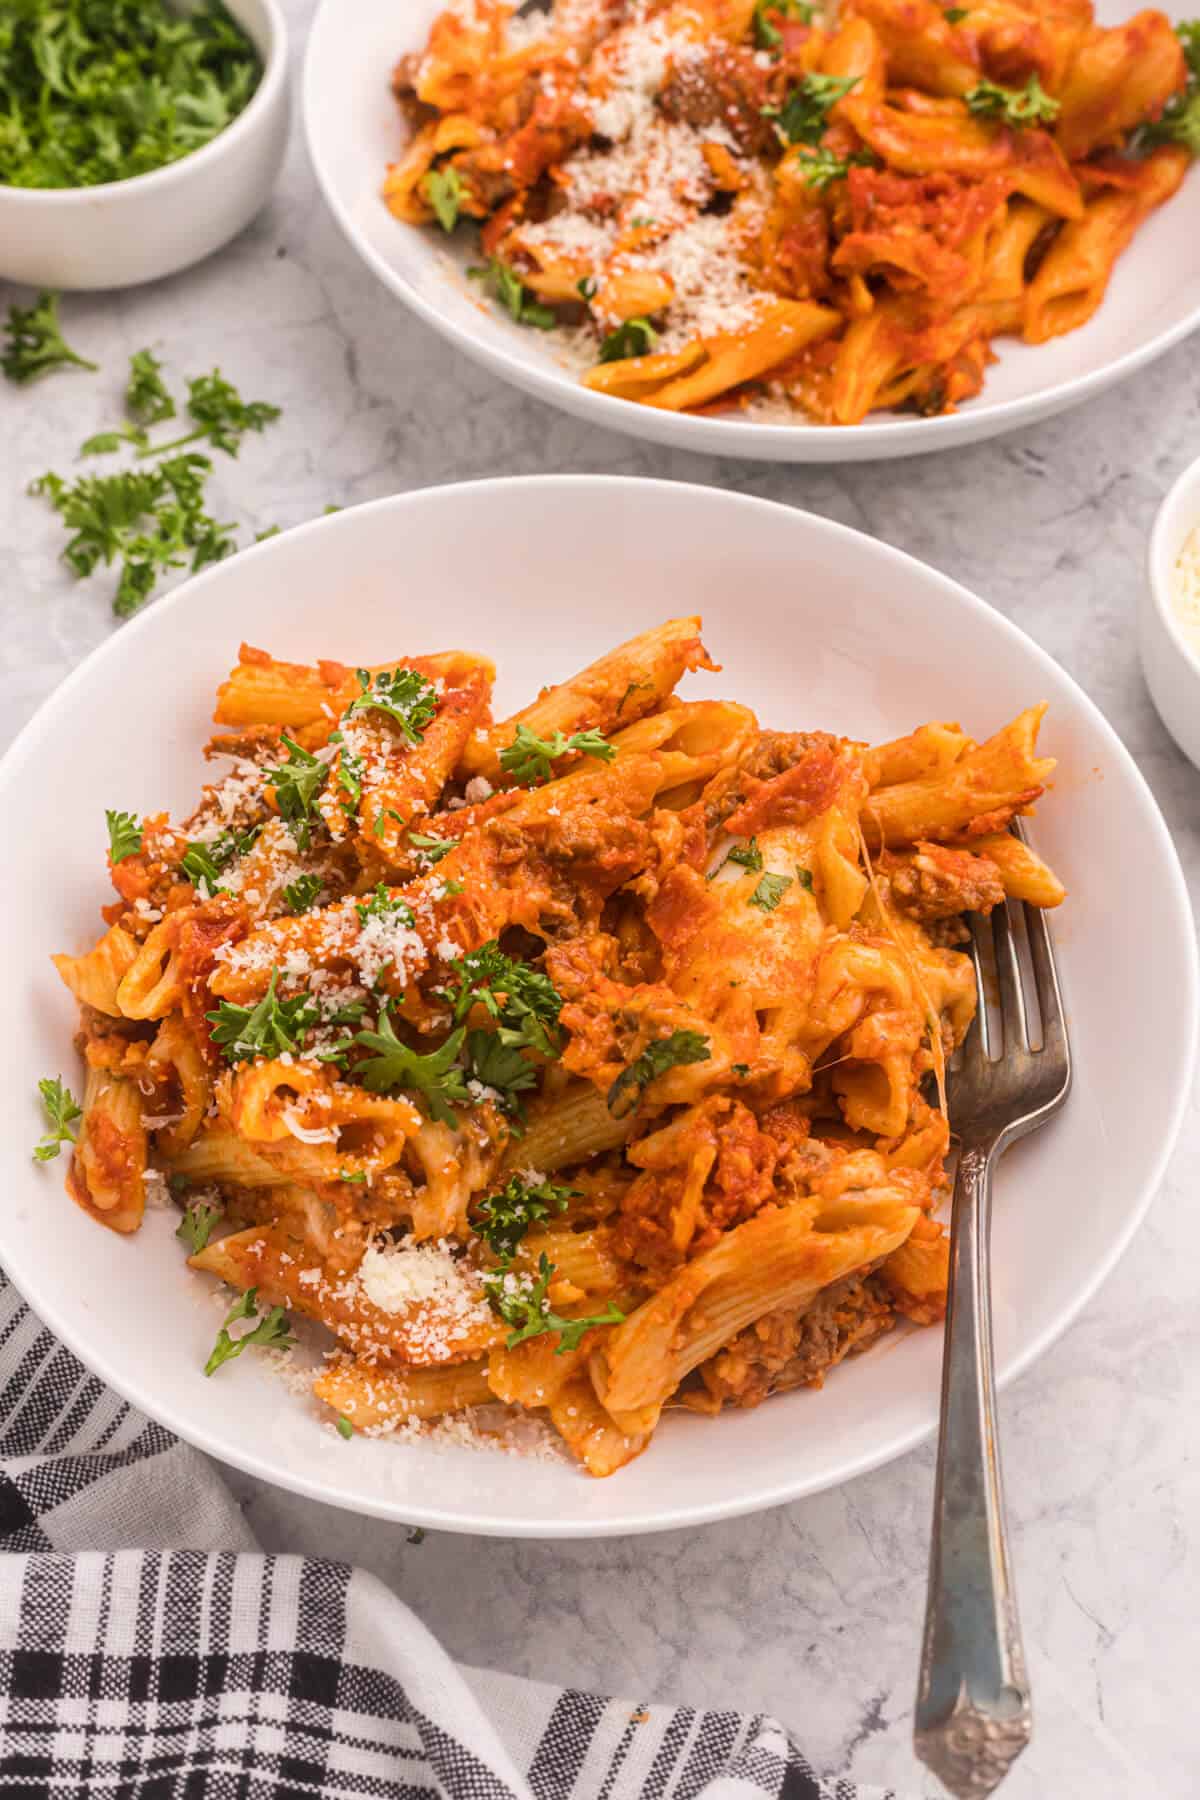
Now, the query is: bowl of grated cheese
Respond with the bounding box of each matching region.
[1144,451,1200,773]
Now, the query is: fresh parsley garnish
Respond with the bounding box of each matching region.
[766,73,859,145]
[795,865,814,891]
[728,838,764,872]
[356,884,416,927]
[349,1009,472,1127]
[33,1077,82,1162]
[206,970,320,1064]
[282,873,323,914]
[752,0,816,51]
[598,317,658,362]
[445,942,563,1056]
[793,144,878,190]
[329,730,364,814]
[338,1169,367,1183]
[0,0,261,192]
[345,667,438,744]
[731,1062,752,1077]
[1131,22,1200,154]
[498,723,616,786]
[31,452,237,616]
[180,825,258,890]
[577,276,598,302]
[141,368,281,459]
[336,1414,355,1439]
[464,1030,539,1113]
[749,871,794,911]
[176,1197,222,1254]
[2,291,96,384]
[474,1173,577,1265]
[423,166,465,231]
[409,831,459,863]
[204,1286,295,1376]
[965,75,1060,127]
[944,6,968,19]
[482,1253,624,1353]
[105,809,143,864]
[607,1029,712,1117]
[264,735,328,848]
[127,349,176,426]
[468,258,557,328]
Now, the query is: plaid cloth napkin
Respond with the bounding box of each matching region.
[0,1272,902,1800]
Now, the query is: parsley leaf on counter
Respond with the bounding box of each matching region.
[205,1287,295,1376]
[607,1029,712,1117]
[33,1077,82,1162]
[499,723,615,786]
[2,291,97,384]
[143,369,281,459]
[0,0,261,192]
[105,809,143,864]
[126,350,177,426]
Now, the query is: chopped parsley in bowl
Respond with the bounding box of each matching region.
[0,0,262,190]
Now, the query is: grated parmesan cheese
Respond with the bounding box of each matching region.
[357,1237,490,1323]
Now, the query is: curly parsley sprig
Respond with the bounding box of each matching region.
[2,292,97,385]
[345,667,439,743]
[499,723,615,786]
[474,1174,578,1265]
[33,1077,82,1162]
[205,1287,295,1376]
[482,1254,624,1353]
[964,75,1060,128]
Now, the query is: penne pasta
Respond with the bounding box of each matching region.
[46,619,1064,1475]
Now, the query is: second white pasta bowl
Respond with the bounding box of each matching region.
[303,0,1200,464]
[0,477,1194,1536]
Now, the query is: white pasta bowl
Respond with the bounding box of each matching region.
[0,477,1194,1536]
[303,0,1200,465]
[1143,449,1200,772]
[0,0,290,292]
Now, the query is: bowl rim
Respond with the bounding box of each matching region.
[1148,449,1200,677]
[301,0,1200,460]
[3,474,1196,1536]
[0,0,288,209]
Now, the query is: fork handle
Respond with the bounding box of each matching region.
[913,1140,1031,1799]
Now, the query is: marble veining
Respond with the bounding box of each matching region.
[4,3,1199,1791]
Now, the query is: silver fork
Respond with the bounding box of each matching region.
[914,846,1071,1799]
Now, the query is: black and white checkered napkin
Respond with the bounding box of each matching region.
[0,1272,902,1800]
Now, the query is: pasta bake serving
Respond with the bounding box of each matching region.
[383,0,1199,424]
[43,620,1066,1475]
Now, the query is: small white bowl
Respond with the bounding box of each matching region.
[1143,452,1200,772]
[0,0,289,292]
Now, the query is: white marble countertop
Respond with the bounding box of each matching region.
[4,4,1199,1791]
